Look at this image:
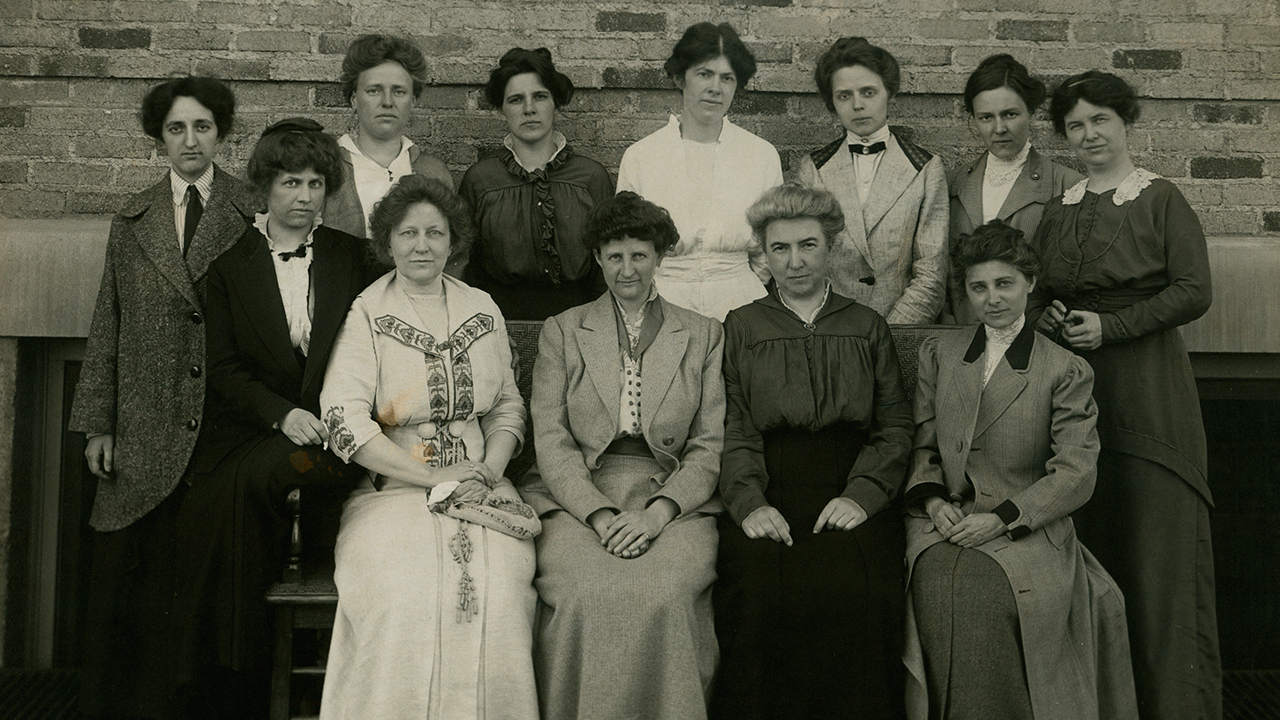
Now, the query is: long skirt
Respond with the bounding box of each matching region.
[1074,450,1222,720]
[711,424,906,720]
[320,484,538,720]
[911,543,1033,720]
[532,453,720,720]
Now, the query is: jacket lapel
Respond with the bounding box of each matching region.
[956,154,986,229]
[862,138,915,236]
[579,294,623,424]
[638,300,688,436]
[996,148,1051,221]
[237,231,300,381]
[185,167,254,284]
[127,178,202,308]
[302,231,353,396]
[822,147,873,264]
[950,327,987,451]
[972,323,1034,439]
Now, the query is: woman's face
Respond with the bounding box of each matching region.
[679,55,737,127]
[1064,98,1130,174]
[353,60,414,142]
[595,237,663,308]
[831,64,890,138]
[267,167,325,231]
[972,86,1031,162]
[501,72,556,146]
[389,202,451,289]
[764,217,830,303]
[161,95,220,183]
[964,259,1035,330]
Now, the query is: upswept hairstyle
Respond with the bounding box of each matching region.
[246,117,345,194]
[585,191,679,256]
[949,219,1040,289]
[814,37,901,113]
[963,53,1046,115]
[746,183,846,250]
[139,76,236,140]
[1048,70,1141,136]
[367,175,475,267]
[340,34,428,105]
[484,47,574,109]
[664,22,756,91]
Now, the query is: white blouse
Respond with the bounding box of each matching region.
[338,133,417,236]
[253,212,316,355]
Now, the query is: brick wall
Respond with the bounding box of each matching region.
[0,0,1277,236]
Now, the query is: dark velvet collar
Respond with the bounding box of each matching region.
[962,319,1036,370]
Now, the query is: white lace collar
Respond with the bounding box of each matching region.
[1063,168,1159,206]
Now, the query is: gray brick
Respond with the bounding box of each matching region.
[39,54,109,77]
[1264,211,1280,233]
[1112,49,1183,70]
[78,27,150,50]
[1190,156,1263,179]
[0,189,66,217]
[1193,104,1263,125]
[995,20,1068,42]
[597,11,666,32]
[0,107,27,128]
[0,160,26,183]
[602,66,669,89]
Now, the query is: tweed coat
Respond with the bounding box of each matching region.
[901,323,1136,720]
[523,291,725,522]
[70,166,259,531]
[945,148,1083,324]
[796,132,949,324]
[322,142,453,239]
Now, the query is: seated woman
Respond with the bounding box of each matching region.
[318,175,537,719]
[180,118,370,716]
[616,22,783,321]
[457,47,614,320]
[713,183,913,720]
[902,220,1136,719]
[522,192,725,719]
[325,34,453,238]
[796,37,948,324]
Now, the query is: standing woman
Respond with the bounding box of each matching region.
[945,54,1083,324]
[713,184,913,720]
[174,119,370,716]
[457,47,614,320]
[1031,70,1220,719]
[324,34,453,238]
[902,220,1136,720]
[522,192,725,719]
[616,22,783,321]
[70,76,258,719]
[797,37,948,324]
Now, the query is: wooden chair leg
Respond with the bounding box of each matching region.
[270,604,295,720]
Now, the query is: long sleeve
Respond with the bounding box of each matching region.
[840,316,914,515]
[478,312,526,453]
[902,336,949,514]
[648,321,725,516]
[719,311,771,525]
[1100,183,1212,344]
[69,214,125,434]
[886,155,949,325]
[205,260,297,431]
[319,296,383,462]
[530,315,619,522]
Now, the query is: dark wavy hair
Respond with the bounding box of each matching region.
[340,34,427,105]
[663,22,756,91]
[246,117,345,194]
[367,175,474,267]
[949,219,1040,289]
[1048,70,1141,136]
[747,183,846,250]
[139,76,236,140]
[484,47,574,109]
[586,191,679,256]
[814,37,900,112]
[963,53,1046,115]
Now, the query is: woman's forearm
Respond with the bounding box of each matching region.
[349,434,434,488]
[482,428,519,479]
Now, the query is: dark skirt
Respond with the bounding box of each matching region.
[711,423,906,720]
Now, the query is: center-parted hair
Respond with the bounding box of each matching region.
[813,37,901,113]
[340,34,428,105]
[1048,70,1141,137]
[746,183,846,250]
[949,219,1040,289]
[963,54,1046,115]
[663,22,756,91]
[139,76,237,140]
[367,175,475,267]
[246,117,345,194]
[585,191,679,256]
[484,47,575,109]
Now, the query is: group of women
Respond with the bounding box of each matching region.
[71,19,1218,720]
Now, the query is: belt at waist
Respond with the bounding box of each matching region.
[603,435,654,457]
[1056,287,1159,313]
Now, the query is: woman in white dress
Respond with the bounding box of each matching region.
[616,22,783,321]
[319,175,538,720]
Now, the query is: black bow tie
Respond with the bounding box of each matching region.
[850,142,886,156]
[278,244,309,261]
